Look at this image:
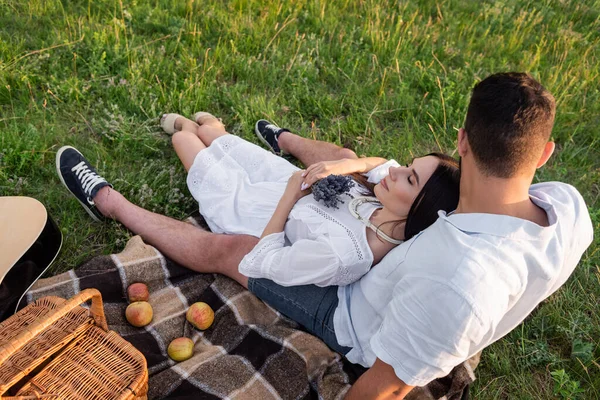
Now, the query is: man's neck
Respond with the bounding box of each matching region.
[455,170,549,226]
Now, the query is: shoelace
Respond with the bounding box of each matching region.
[71,161,107,199]
[264,124,282,144]
[265,124,280,134]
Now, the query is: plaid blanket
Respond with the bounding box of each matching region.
[25,214,479,400]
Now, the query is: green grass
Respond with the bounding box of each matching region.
[1,0,598,398]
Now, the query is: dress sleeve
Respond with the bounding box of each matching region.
[363,159,400,184]
[370,277,487,386]
[239,232,345,287]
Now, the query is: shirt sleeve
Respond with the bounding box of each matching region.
[363,159,400,184]
[239,232,345,287]
[370,277,487,387]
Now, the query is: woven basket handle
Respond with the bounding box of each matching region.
[0,288,108,366]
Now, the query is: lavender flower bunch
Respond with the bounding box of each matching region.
[312,175,355,209]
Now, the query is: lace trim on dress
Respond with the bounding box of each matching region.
[305,204,364,262]
[335,270,367,286]
[239,232,286,276]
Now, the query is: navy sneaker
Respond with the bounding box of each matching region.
[254,119,290,156]
[56,146,112,222]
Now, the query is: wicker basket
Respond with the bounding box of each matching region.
[0,289,148,400]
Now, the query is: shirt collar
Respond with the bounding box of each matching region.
[438,194,558,241]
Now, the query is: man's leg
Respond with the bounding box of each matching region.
[277,131,358,166]
[94,186,257,288]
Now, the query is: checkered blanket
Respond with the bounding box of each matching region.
[25,215,479,400]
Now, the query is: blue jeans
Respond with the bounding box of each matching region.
[248,278,352,355]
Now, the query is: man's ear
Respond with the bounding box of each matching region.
[536,141,555,169]
[457,128,469,157]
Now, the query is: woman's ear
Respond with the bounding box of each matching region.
[457,128,469,157]
[536,141,555,169]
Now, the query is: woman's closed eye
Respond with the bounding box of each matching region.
[405,163,414,185]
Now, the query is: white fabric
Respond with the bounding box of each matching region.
[333,182,593,386]
[186,134,400,286]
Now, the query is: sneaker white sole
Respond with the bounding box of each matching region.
[55,145,102,223]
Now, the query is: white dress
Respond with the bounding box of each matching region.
[186,134,400,287]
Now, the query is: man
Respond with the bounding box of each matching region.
[57,72,593,399]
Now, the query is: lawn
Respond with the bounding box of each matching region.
[1,0,598,398]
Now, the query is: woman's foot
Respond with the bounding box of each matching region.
[192,111,226,131]
[160,113,200,135]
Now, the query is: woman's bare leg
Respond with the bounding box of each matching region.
[194,113,226,132]
[188,113,229,146]
[93,186,257,288]
[162,115,209,171]
[171,130,207,171]
[195,124,230,147]
[277,131,358,166]
[166,114,230,170]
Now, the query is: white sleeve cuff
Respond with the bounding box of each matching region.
[370,333,432,387]
[239,232,285,278]
[364,159,400,184]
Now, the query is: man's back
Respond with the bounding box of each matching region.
[334,181,593,386]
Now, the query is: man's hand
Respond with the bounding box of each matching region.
[302,159,354,187]
[344,358,414,400]
[302,157,389,188]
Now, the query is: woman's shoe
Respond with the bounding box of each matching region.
[192,112,225,130]
[160,113,184,135]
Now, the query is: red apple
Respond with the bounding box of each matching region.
[125,301,153,327]
[186,302,214,330]
[127,283,149,303]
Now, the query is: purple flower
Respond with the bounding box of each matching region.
[312,175,355,209]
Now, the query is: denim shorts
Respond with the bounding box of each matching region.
[248,278,352,355]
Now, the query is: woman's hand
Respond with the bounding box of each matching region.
[284,170,312,202]
[262,170,310,239]
[301,159,354,188]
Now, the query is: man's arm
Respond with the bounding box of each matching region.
[301,157,389,187]
[345,359,414,400]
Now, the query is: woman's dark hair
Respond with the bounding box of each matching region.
[404,153,460,240]
[351,152,460,241]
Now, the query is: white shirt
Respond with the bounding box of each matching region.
[239,160,400,287]
[333,182,593,386]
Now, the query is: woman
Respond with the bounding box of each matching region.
[160,112,460,287]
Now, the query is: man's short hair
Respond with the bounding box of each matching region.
[464,72,556,178]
